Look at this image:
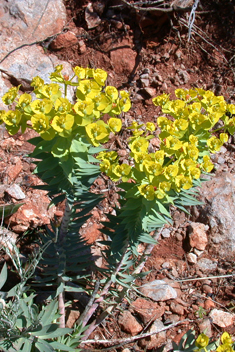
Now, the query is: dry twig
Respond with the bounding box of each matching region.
[120,0,192,12]
[80,319,191,346]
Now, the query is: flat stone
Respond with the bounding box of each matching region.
[209,309,234,328]
[80,222,101,244]
[187,252,197,264]
[6,184,26,200]
[139,280,177,302]
[6,190,55,233]
[4,158,23,183]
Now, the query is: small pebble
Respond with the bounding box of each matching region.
[202,284,213,295]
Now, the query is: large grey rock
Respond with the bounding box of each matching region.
[193,173,235,260]
[139,280,177,301]
[0,0,67,61]
[0,46,74,108]
[0,0,74,109]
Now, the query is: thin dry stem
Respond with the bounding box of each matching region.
[80,319,191,346]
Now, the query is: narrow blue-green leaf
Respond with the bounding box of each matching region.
[35,340,55,352]
[155,200,170,217]
[0,262,7,290]
[31,324,72,339]
[49,341,79,352]
[19,339,32,352]
[39,300,58,326]
[138,233,157,244]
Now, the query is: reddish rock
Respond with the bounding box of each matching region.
[110,39,137,75]
[91,209,100,220]
[188,222,208,251]
[95,177,105,187]
[7,191,55,233]
[132,298,165,325]
[54,210,63,217]
[170,302,185,315]
[202,284,213,295]
[173,329,189,345]
[5,158,23,182]
[50,31,78,50]
[118,310,143,336]
[1,137,16,151]
[204,298,216,310]
[150,137,161,148]
[80,222,101,244]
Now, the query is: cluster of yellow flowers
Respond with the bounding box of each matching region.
[0,65,131,144]
[195,332,234,352]
[98,88,235,200]
[1,65,235,201]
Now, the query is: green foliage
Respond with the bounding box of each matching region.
[195,305,207,319]
[0,244,83,352]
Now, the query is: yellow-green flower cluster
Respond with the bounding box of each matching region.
[99,88,235,201]
[216,332,234,352]
[0,65,131,142]
[195,332,234,352]
[195,333,210,350]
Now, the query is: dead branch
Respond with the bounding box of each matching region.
[120,0,192,13]
[80,319,192,346]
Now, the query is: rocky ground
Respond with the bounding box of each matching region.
[1,0,235,351]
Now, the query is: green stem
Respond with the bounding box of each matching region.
[57,198,73,328]
[64,83,67,98]
[59,199,72,243]
[212,126,225,133]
